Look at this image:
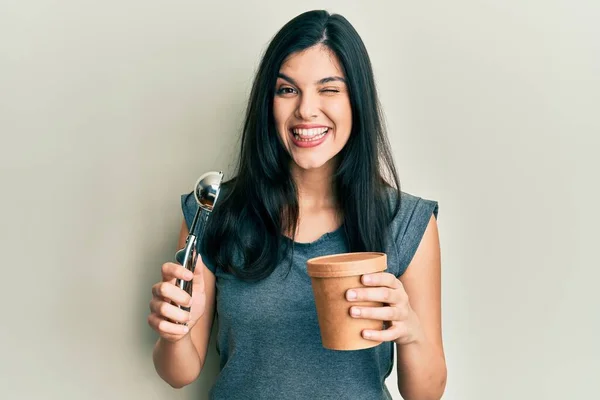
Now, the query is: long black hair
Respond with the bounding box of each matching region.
[201,10,402,282]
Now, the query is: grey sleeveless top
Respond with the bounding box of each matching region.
[181,189,439,400]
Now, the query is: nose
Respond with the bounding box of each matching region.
[295,91,319,120]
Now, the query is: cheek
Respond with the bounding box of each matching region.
[272,99,284,125]
[273,99,295,124]
[272,100,292,149]
[326,100,352,131]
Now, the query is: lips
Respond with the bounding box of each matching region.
[288,126,331,148]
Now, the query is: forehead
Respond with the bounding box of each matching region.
[279,45,344,81]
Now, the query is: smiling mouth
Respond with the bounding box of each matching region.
[290,127,330,142]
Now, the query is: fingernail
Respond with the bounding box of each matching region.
[363,275,371,283]
[347,290,357,300]
[183,326,189,333]
[363,331,371,338]
[186,272,194,280]
[351,307,361,316]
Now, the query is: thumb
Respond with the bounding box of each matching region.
[189,253,207,321]
[192,253,206,289]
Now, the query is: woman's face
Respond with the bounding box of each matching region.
[273,44,352,172]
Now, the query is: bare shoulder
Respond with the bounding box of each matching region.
[401,214,440,279]
[399,214,444,352]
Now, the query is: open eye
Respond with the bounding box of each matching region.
[276,86,297,95]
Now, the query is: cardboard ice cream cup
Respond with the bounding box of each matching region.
[306,252,387,350]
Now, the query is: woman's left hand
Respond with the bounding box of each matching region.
[346,272,424,346]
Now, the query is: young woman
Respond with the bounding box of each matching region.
[148,10,446,400]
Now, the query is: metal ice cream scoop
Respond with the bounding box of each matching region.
[175,171,223,315]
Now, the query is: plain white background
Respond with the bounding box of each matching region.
[1,1,598,399]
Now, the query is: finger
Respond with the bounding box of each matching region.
[149,298,191,324]
[162,262,194,283]
[362,321,408,342]
[346,287,402,304]
[361,272,404,291]
[147,313,189,336]
[152,282,193,307]
[349,304,409,321]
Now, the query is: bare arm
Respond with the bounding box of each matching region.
[151,219,217,388]
[153,334,203,388]
[396,215,447,400]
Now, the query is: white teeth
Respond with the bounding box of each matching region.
[292,128,329,142]
[292,127,329,137]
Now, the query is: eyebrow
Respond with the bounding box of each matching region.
[277,73,346,86]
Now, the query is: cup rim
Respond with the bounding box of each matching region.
[306,252,387,278]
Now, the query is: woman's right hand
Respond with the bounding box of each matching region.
[147,255,207,343]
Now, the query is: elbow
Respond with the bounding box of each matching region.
[165,368,202,389]
[164,372,199,390]
[154,366,200,389]
[400,385,446,400]
[152,341,202,389]
[158,375,192,390]
[399,363,447,400]
[171,366,202,389]
[438,361,448,397]
[431,373,448,400]
[168,381,189,390]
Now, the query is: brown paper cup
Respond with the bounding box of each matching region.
[307,252,387,351]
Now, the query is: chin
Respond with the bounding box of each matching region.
[292,153,339,171]
[292,157,329,171]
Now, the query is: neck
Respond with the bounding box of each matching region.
[290,160,337,210]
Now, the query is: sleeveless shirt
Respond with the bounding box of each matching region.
[180,188,439,399]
